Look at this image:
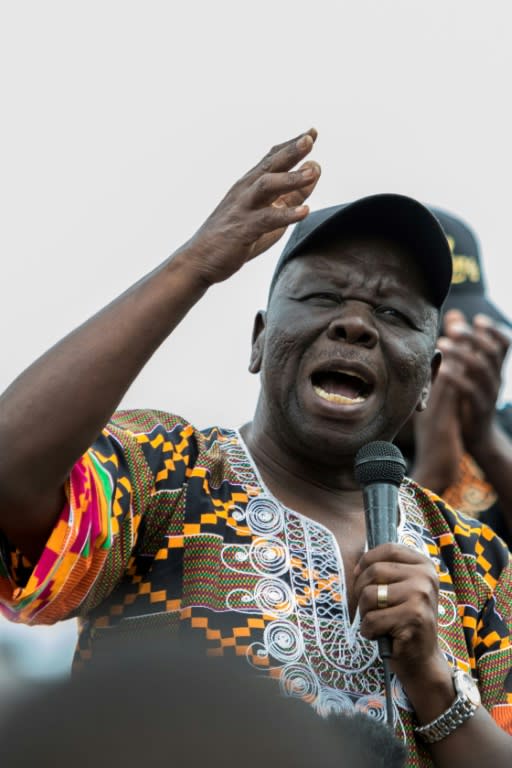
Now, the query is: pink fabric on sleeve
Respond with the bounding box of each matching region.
[0,450,124,624]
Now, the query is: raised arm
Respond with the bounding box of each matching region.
[445,311,512,539]
[410,310,512,523]
[0,131,321,561]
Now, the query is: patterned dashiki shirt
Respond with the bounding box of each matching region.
[0,409,511,767]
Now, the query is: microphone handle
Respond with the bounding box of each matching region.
[378,636,392,659]
[362,483,399,548]
[362,483,399,661]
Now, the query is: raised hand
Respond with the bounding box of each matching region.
[411,339,465,495]
[440,309,510,452]
[184,129,321,286]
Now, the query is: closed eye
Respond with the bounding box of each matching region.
[375,305,418,329]
[299,292,341,306]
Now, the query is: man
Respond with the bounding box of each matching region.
[0,130,510,767]
[400,209,512,547]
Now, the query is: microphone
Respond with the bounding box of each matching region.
[354,440,406,556]
[354,441,406,726]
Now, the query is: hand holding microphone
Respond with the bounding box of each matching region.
[353,442,444,721]
[354,441,406,661]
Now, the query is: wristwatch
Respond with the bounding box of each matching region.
[414,668,481,743]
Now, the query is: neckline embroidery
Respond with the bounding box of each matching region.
[216,428,439,734]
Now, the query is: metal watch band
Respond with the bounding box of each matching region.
[414,693,478,743]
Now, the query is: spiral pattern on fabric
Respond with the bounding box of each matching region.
[250,537,289,576]
[355,694,387,723]
[254,578,294,618]
[246,496,284,536]
[264,620,303,663]
[280,663,320,700]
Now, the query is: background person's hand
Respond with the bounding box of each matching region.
[184,129,321,286]
[411,309,510,495]
[441,310,510,454]
[411,340,465,495]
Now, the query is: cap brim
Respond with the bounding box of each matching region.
[272,194,452,309]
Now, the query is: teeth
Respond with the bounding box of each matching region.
[313,385,366,404]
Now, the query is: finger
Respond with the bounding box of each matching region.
[276,162,322,208]
[443,309,470,337]
[434,343,467,388]
[440,352,498,406]
[248,162,321,208]
[443,308,467,326]
[245,129,318,182]
[247,202,311,241]
[466,314,510,358]
[444,316,508,374]
[354,560,438,604]
[442,319,474,348]
[473,314,510,359]
[444,335,502,400]
[460,376,500,416]
[354,544,438,595]
[262,128,318,155]
[359,600,438,644]
[437,338,490,384]
[489,322,512,347]
[356,542,429,569]
[472,325,505,358]
[358,580,409,617]
[358,580,439,630]
[437,338,471,373]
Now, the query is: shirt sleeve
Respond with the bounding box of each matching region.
[421,487,512,735]
[0,410,197,625]
[471,525,512,734]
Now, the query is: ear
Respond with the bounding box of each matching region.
[249,311,266,374]
[415,349,442,412]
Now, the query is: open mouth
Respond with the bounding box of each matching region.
[311,368,372,405]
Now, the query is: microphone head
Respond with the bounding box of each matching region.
[354,441,406,487]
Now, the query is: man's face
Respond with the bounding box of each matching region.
[250,236,440,463]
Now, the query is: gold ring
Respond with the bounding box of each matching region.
[377,584,389,609]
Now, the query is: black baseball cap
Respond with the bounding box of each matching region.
[269,193,453,309]
[430,207,510,327]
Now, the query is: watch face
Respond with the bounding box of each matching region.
[454,669,481,707]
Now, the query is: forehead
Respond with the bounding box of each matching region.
[274,236,429,298]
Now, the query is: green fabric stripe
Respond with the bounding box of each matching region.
[89,451,115,550]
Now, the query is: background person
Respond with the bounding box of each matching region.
[398,208,512,547]
[0,633,408,768]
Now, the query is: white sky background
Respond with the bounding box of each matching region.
[1,0,512,677]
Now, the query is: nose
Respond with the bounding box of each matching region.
[326,303,378,348]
